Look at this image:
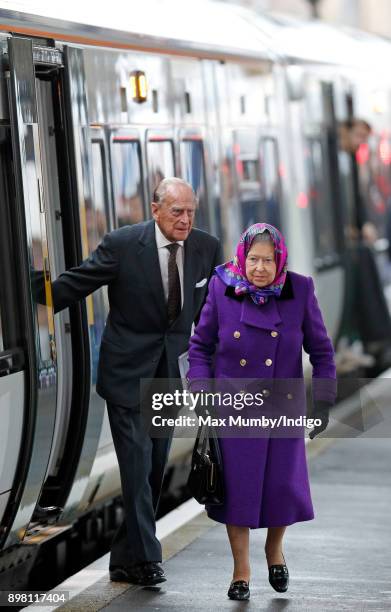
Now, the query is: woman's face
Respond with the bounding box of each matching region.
[245,240,277,287]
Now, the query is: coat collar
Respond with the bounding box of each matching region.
[224,272,294,331]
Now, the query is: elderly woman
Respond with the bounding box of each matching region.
[187,223,336,601]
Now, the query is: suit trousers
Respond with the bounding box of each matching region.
[107,356,174,566]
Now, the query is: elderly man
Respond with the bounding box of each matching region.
[51,177,222,585]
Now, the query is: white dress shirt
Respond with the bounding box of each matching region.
[155,222,184,307]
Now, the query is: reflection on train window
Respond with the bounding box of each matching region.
[147,140,175,194]
[180,140,209,232]
[111,140,144,227]
[90,141,109,249]
[307,138,337,259]
[260,139,282,230]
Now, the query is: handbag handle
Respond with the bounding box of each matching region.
[207,424,223,465]
[192,423,209,460]
[192,422,222,466]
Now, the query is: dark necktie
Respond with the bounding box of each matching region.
[166,243,181,325]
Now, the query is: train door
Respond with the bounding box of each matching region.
[305,80,345,341]
[26,44,102,520]
[2,37,58,546]
[34,72,74,506]
[56,46,112,519]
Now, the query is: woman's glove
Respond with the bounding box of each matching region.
[308,400,333,439]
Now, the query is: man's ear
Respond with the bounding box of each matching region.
[151,202,159,220]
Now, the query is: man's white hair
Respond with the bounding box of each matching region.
[152,177,198,206]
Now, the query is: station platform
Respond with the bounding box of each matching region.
[29,385,391,611]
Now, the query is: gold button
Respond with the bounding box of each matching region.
[271,331,278,337]
[265,358,272,366]
[240,359,247,367]
[234,331,241,339]
[287,393,293,400]
[262,389,270,397]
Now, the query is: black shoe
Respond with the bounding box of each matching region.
[110,562,166,586]
[227,580,250,600]
[268,555,289,593]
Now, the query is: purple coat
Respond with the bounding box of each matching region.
[187,271,336,528]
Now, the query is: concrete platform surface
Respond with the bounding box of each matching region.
[98,436,391,611]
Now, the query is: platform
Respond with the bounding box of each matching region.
[28,384,391,612]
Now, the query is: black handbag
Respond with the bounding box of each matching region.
[187,423,224,505]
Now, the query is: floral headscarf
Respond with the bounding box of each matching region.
[215,223,288,305]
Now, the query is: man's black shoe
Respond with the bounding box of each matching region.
[109,562,166,586]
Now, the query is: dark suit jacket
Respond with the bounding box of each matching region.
[52,220,222,407]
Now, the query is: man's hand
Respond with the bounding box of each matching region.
[309,400,333,439]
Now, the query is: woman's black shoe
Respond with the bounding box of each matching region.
[268,561,289,592]
[227,580,250,600]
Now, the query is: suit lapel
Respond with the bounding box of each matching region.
[137,221,167,324]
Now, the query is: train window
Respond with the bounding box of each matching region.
[356,133,390,240]
[260,139,282,230]
[147,140,175,194]
[111,139,144,227]
[0,128,22,353]
[90,141,109,246]
[241,158,259,182]
[234,130,262,230]
[180,140,209,232]
[235,132,282,230]
[307,138,338,259]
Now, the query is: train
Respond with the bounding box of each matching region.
[1,0,391,589]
